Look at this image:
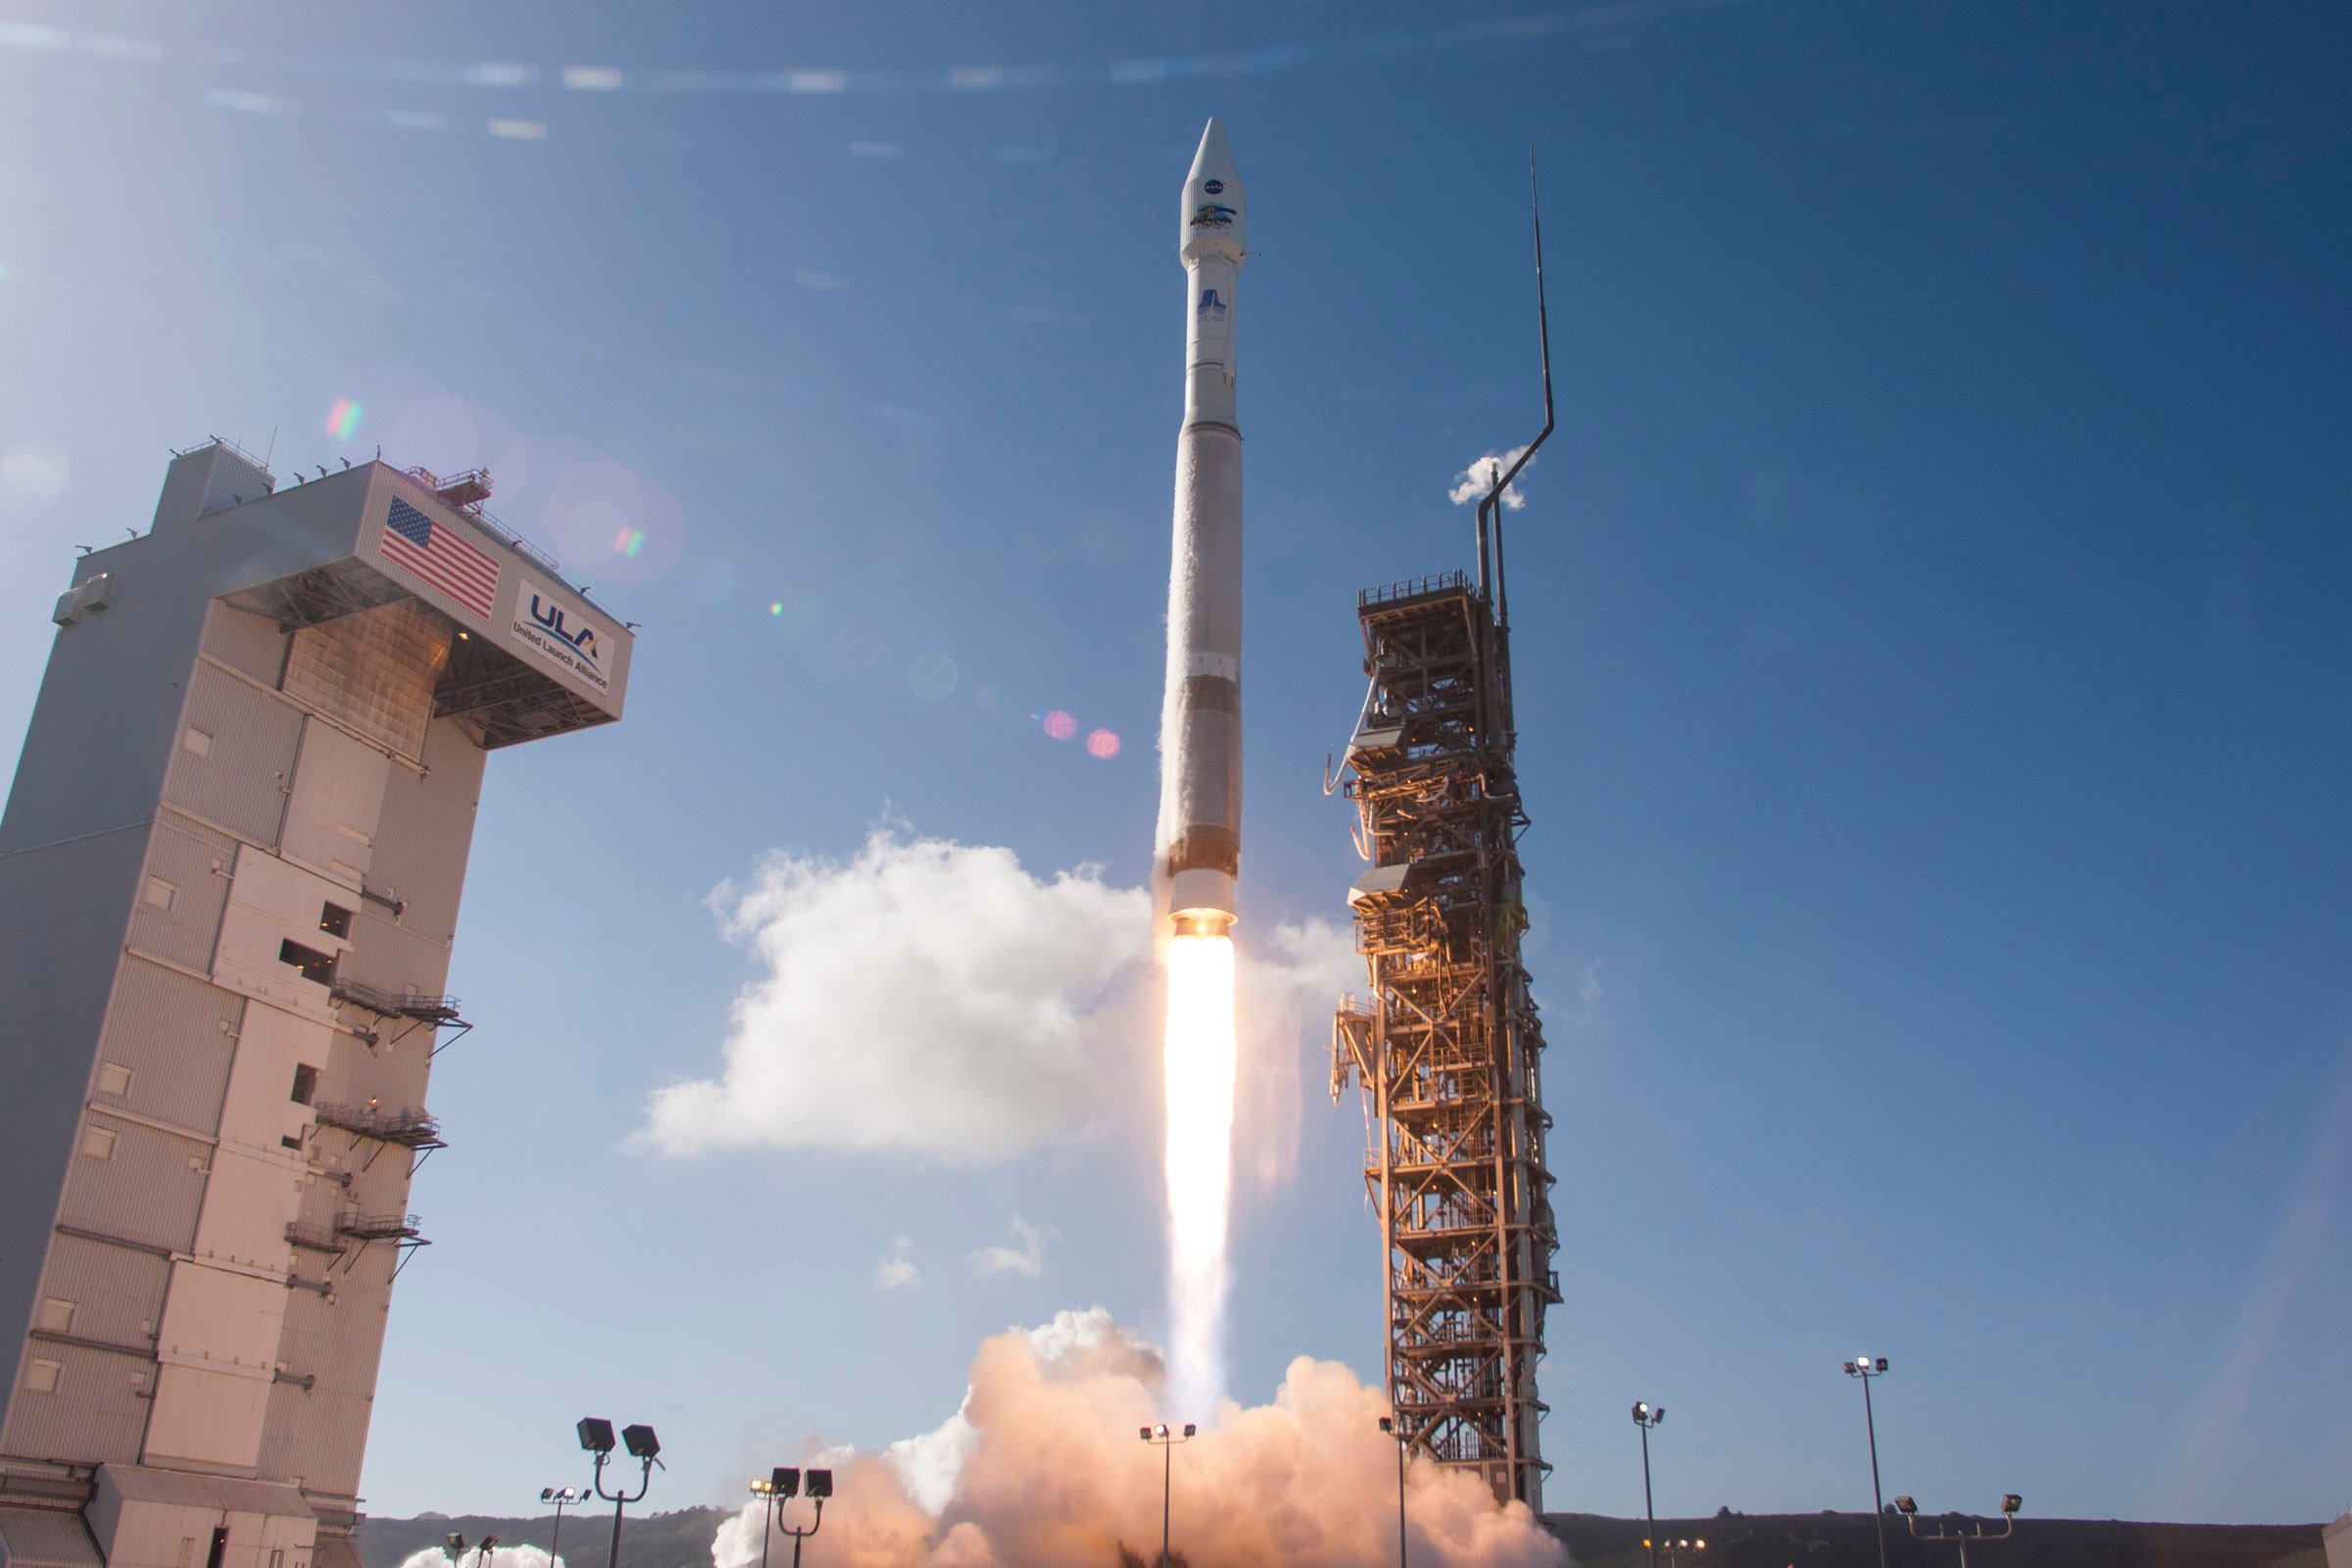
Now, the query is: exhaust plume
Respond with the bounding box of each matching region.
[707,1310,1564,1568]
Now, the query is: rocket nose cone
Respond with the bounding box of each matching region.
[1182,117,1245,256]
[1189,118,1240,188]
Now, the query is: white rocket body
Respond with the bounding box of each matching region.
[1156,120,1247,936]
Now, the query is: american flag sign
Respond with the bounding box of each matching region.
[380,495,499,618]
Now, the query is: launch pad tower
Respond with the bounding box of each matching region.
[1331,568,1559,1509]
[1331,166,1561,1510]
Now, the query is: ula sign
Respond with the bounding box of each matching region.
[512,575,611,693]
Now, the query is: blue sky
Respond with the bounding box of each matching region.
[3,0,2349,1531]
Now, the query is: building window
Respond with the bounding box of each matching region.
[181,727,214,759]
[37,1298,75,1336]
[144,877,177,910]
[270,1551,284,1568]
[278,939,337,986]
[281,1134,304,1151]
[97,1061,134,1097]
[25,1359,62,1395]
[80,1124,117,1161]
[290,1063,318,1105]
[318,903,354,940]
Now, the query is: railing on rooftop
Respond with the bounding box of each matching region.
[1360,570,1472,608]
[398,466,565,579]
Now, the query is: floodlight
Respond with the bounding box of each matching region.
[540,1490,554,1502]
[1154,1423,1169,1439]
[1378,1417,1394,1434]
[1183,1424,1197,1438]
[621,1423,661,1460]
[577,1417,616,1454]
[480,1540,498,1551]
[1893,1496,1917,1515]
[1842,1360,1857,1373]
[1875,1358,1889,1372]
[446,1537,466,1554]
[771,1466,800,1497]
[1139,1426,1152,1441]
[1633,1401,1647,1420]
[806,1470,833,1500]
[1655,1406,1665,1423]
[2002,1494,2022,1515]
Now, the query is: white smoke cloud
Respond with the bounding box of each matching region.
[1448,444,1535,510]
[966,1216,1051,1277]
[706,1309,1562,1568]
[876,1237,923,1291]
[641,827,1151,1164]
[400,1549,562,1568]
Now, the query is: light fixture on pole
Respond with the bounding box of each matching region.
[579,1417,662,1568]
[1139,1422,1196,1568]
[541,1486,587,1568]
[1631,1402,1665,1568]
[1377,1416,1408,1568]
[1841,1356,1891,1568]
[1896,1493,2021,1567]
[751,1467,832,1568]
[472,1537,499,1568]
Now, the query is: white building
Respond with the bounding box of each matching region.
[0,441,629,1568]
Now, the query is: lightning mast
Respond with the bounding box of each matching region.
[1332,161,1561,1509]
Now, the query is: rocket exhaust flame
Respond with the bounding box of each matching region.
[1162,933,1239,1416]
[1155,117,1249,1414]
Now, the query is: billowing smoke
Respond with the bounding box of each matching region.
[708,1310,1564,1568]
[1447,445,1536,510]
[641,826,1149,1163]
[400,1549,562,1568]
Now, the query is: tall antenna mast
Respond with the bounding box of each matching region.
[1475,152,1556,635]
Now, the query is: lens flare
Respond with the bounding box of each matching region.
[1043,710,1077,740]
[324,398,364,441]
[1086,727,1120,760]
[1162,932,1238,1417]
[612,525,646,560]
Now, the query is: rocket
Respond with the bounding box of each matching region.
[1156,119,1248,939]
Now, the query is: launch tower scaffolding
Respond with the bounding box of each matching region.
[1332,566,1560,1510]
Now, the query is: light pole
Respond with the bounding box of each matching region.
[1632,1401,1665,1568]
[1138,1422,1196,1567]
[579,1418,662,1568]
[1842,1356,1890,1568]
[472,1537,499,1568]
[751,1467,833,1568]
[541,1487,587,1568]
[1377,1416,1408,1568]
[1896,1494,2022,1568]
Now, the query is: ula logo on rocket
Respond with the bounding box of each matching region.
[1198,288,1227,320]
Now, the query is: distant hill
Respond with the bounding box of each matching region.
[1544,1510,2328,1568]
[356,1505,2328,1568]
[357,1507,727,1568]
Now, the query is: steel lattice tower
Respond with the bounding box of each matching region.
[1332,567,1559,1508]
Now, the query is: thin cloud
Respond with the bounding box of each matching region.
[875,1237,923,1291]
[968,1216,1051,1277]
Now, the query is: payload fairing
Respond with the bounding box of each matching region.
[1156,119,1248,936]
